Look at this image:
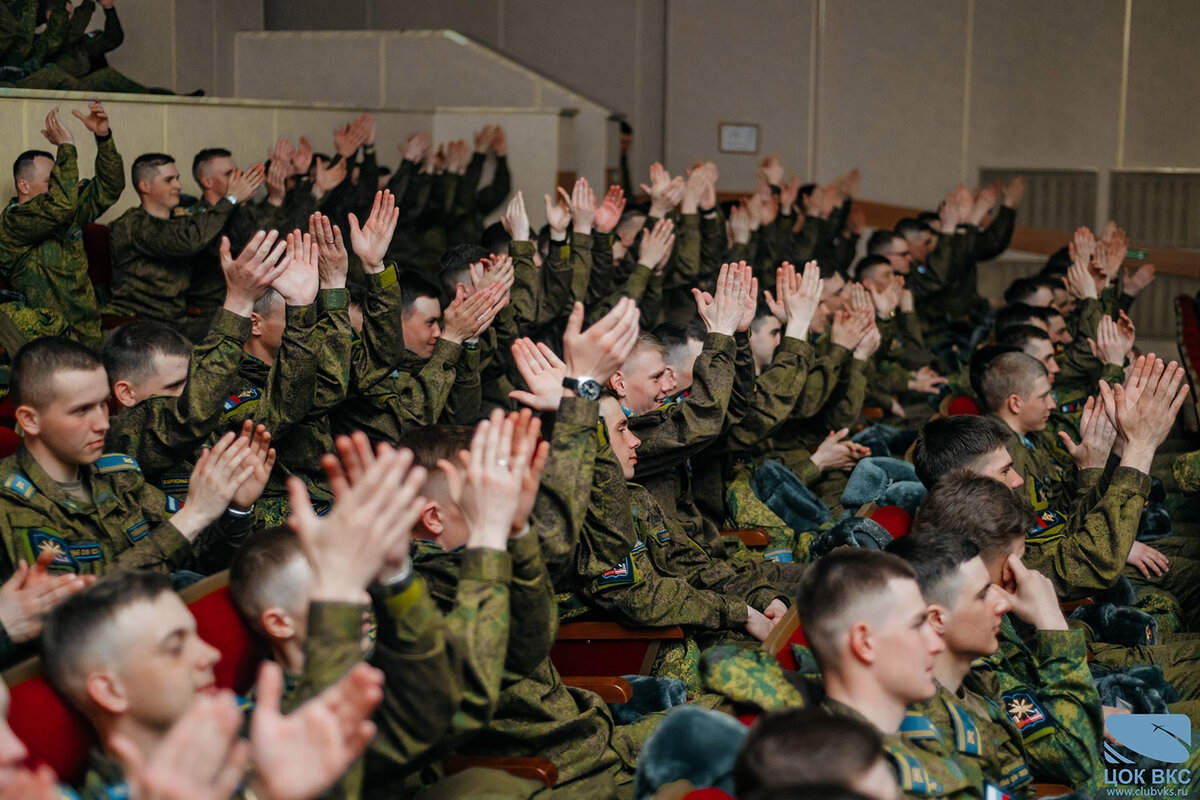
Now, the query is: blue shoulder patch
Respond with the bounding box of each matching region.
[597,554,637,588]
[883,742,934,793]
[899,711,940,740]
[2,472,36,500]
[223,387,261,413]
[943,696,982,756]
[95,453,142,474]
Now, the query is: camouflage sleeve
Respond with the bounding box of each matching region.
[723,331,758,428]
[567,231,593,304]
[725,336,815,450]
[223,304,319,438]
[0,143,78,248]
[973,206,1016,261]
[728,238,755,273]
[756,212,793,268]
[74,134,124,226]
[385,160,417,214]
[814,354,869,433]
[699,209,727,278]
[451,153,485,219]
[578,442,748,630]
[1055,299,1108,389]
[87,3,124,55]
[507,239,541,329]
[116,481,194,573]
[351,264,407,392]
[440,344,481,424]
[474,155,510,215]
[1026,466,1149,596]
[283,601,366,712]
[539,237,573,325]
[368,553,512,767]
[309,289,353,415]
[1009,629,1104,788]
[531,397,600,581]
[352,339,462,439]
[629,331,738,477]
[923,230,954,287]
[586,231,617,310]
[794,344,850,418]
[503,530,557,677]
[664,213,701,292]
[782,215,823,268]
[32,0,68,59]
[122,199,237,259]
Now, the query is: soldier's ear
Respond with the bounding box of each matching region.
[926,605,948,636]
[112,379,138,409]
[1005,393,1022,416]
[261,606,296,641]
[250,312,265,337]
[609,371,625,398]
[419,503,443,535]
[13,404,38,436]
[86,670,127,715]
[846,620,874,665]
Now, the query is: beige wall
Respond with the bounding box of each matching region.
[254,0,1200,220]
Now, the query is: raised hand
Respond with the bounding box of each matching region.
[402,131,431,163]
[1071,225,1096,272]
[844,282,872,313]
[291,136,313,175]
[470,254,515,295]
[1124,263,1156,296]
[779,176,801,213]
[173,431,253,539]
[313,157,347,198]
[1088,314,1132,367]
[853,322,881,360]
[264,155,289,207]
[508,338,568,411]
[831,306,873,351]
[594,185,626,234]
[473,125,496,154]
[729,203,753,245]
[334,118,366,158]
[271,230,320,306]
[290,444,426,601]
[562,297,641,383]
[227,164,266,204]
[545,189,572,238]
[109,691,249,800]
[693,261,753,337]
[1058,396,1116,470]
[778,260,824,338]
[1104,356,1189,471]
[681,162,713,215]
[506,410,549,536]
[865,279,901,319]
[220,229,288,316]
[39,107,73,146]
[347,189,399,274]
[568,177,596,236]
[1002,175,1025,208]
[1097,231,1127,282]
[230,421,276,511]
[448,411,531,551]
[937,191,960,231]
[758,156,784,187]
[638,217,675,271]
[1065,246,1098,300]
[441,283,506,345]
[502,191,531,241]
[0,548,92,644]
[249,661,383,800]
[308,212,349,288]
[492,125,507,156]
[69,97,109,137]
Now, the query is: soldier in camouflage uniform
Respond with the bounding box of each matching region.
[0,338,269,583]
[228,433,541,800]
[0,103,122,349]
[106,152,264,338]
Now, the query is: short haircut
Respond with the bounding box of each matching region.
[912,471,1035,563]
[795,549,918,671]
[253,287,283,318]
[818,261,846,283]
[894,217,934,240]
[1003,276,1058,306]
[10,336,103,409]
[396,425,474,502]
[346,281,369,311]
[652,319,706,354]
[101,321,191,388]
[229,526,306,629]
[996,324,1051,352]
[480,221,512,255]
[1041,246,1071,276]
[192,147,232,183]
[626,331,668,363]
[397,271,443,316]
[865,229,903,255]
[42,570,174,707]
[438,244,489,298]
[995,303,1045,334]
[749,300,780,331]
[912,415,1011,487]
[12,149,53,182]
[980,352,1046,413]
[968,344,1020,400]
[916,211,940,227]
[131,153,175,194]
[854,254,891,282]
[734,708,885,796]
[886,532,980,607]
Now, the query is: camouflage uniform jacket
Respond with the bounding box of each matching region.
[822,697,984,800]
[107,197,237,323]
[0,445,252,579]
[912,681,1034,798]
[964,616,1103,793]
[0,137,122,348]
[104,309,251,497]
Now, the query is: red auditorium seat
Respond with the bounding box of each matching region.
[0,428,19,458]
[0,396,15,428]
[761,605,807,672]
[946,395,981,416]
[871,505,912,538]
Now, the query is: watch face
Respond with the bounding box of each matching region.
[577,379,601,400]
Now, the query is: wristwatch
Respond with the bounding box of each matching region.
[562,376,601,401]
[225,193,239,205]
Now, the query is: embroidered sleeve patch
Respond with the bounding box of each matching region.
[21,529,77,572]
[126,519,151,542]
[597,554,637,588]
[223,387,261,413]
[165,495,183,513]
[1002,690,1053,742]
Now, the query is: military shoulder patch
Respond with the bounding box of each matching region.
[597,554,637,588]
[883,742,934,793]
[95,453,142,474]
[126,519,150,542]
[165,495,183,513]
[943,697,982,756]
[1001,689,1053,742]
[223,387,261,413]
[21,529,76,572]
[899,711,940,741]
[1,472,36,500]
